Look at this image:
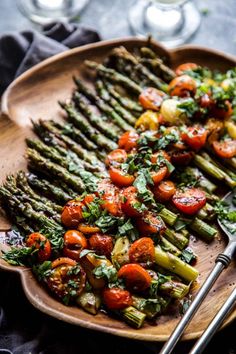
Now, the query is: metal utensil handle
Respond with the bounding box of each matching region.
[190,287,236,354]
[159,243,234,354]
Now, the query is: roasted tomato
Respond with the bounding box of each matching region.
[47,258,86,301]
[105,149,127,167]
[63,230,88,260]
[97,179,122,216]
[61,200,84,228]
[129,237,155,264]
[78,223,100,234]
[212,140,236,159]
[211,100,233,119]
[136,212,166,235]
[109,167,135,187]
[118,264,152,292]
[153,180,176,202]
[172,188,206,215]
[103,288,133,310]
[83,193,96,205]
[151,167,168,185]
[199,93,214,109]
[89,233,113,258]
[168,75,197,97]
[175,63,199,76]
[181,125,208,151]
[151,150,171,163]
[139,87,167,111]
[171,150,194,166]
[118,131,139,151]
[121,186,143,217]
[26,232,51,262]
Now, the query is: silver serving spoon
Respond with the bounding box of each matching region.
[160,191,236,354]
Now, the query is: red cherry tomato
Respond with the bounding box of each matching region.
[121,186,142,217]
[51,257,77,268]
[136,212,166,235]
[105,149,127,167]
[89,233,113,258]
[172,188,206,215]
[109,167,135,187]
[61,200,84,228]
[118,131,139,152]
[118,264,152,292]
[26,232,51,262]
[97,179,122,216]
[153,180,176,202]
[171,150,194,166]
[212,140,236,159]
[181,126,208,151]
[168,75,197,97]
[175,63,199,76]
[151,150,171,163]
[63,230,88,260]
[103,288,133,310]
[139,87,167,111]
[129,237,155,264]
[151,166,168,185]
[211,100,233,119]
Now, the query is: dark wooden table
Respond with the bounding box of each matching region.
[0,0,235,353]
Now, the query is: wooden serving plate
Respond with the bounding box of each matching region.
[0,37,236,342]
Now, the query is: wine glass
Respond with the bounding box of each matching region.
[128,0,201,47]
[17,0,90,25]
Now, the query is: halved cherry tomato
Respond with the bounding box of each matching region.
[175,63,199,76]
[121,186,142,217]
[136,211,166,235]
[78,223,100,234]
[61,200,84,228]
[212,140,236,159]
[211,100,233,119]
[151,150,171,163]
[168,75,197,97]
[103,288,133,310]
[171,150,194,166]
[109,167,135,187]
[83,194,96,205]
[47,257,86,300]
[151,167,168,185]
[153,180,176,202]
[89,233,113,258]
[139,87,167,111]
[105,149,127,167]
[63,230,88,260]
[181,125,208,151]
[129,237,155,264]
[98,179,122,216]
[118,131,139,152]
[118,264,152,292]
[172,188,206,215]
[26,232,51,262]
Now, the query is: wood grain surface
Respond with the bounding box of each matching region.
[0,38,235,341]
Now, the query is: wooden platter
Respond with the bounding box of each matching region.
[0,37,235,341]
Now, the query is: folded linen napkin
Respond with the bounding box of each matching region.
[0,22,100,94]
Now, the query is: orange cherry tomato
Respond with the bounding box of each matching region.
[121,186,142,217]
[118,131,139,152]
[89,233,113,258]
[181,125,208,151]
[129,237,155,264]
[78,223,100,234]
[151,166,168,185]
[118,264,152,292]
[61,200,84,228]
[168,75,197,97]
[136,211,166,235]
[83,193,96,205]
[171,150,194,166]
[211,100,233,119]
[97,179,122,216]
[26,232,51,262]
[153,180,176,202]
[212,140,236,159]
[51,257,77,269]
[139,87,167,111]
[172,188,206,215]
[109,167,135,187]
[103,288,133,310]
[63,230,88,260]
[175,63,198,76]
[105,149,127,167]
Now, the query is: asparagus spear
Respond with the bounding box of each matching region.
[73,78,133,131]
[85,60,142,95]
[190,217,218,242]
[27,148,85,193]
[95,80,136,125]
[120,306,146,328]
[73,92,121,140]
[178,166,217,193]
[159,236,182,257]
[59,102,117,151]
[201,152,236,181]
[163,228,189,250]
[159,280,190,299]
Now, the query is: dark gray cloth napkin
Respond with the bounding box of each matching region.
[0,22,100,94]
